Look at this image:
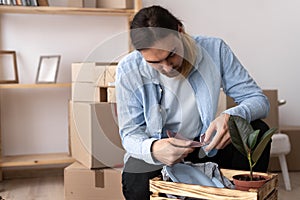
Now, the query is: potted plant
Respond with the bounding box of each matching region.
[228,115,277,191]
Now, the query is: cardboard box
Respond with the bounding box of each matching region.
[72,63,106,84]
[269,126,300,171]
[83,0,96,8]
[97,64,117,87]
[107,87,116,103]
[37,0,49,6]
[105,65,117,85]
[72,82,100,102]
[69,102,125,169]
[72,62,117,87]
[99,87,108,102]
[64,162,124,200]
[220,89,279,129]
[97,87,115,103]
[67,0,83,7]
[261,90,279,129]
[216,89,227,117]
[96,0,133,9]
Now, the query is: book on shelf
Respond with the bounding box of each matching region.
[37,0,48,6]
[0,0,46,6]
[29,0,37,6]
[0,0,14,5]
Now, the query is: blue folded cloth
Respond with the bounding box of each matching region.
[162,162,235,189]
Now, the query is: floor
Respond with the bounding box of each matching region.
[0,176,64,200]
[0,172,299,199]
[277,172,300,200]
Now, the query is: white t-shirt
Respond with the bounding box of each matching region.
[159,74,202,139]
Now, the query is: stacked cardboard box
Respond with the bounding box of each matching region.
[96,0,134,9]
[65,162,124,200]
[71,62,117,103]
[65,62,125,199]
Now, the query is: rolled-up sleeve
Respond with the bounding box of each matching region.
[219,40,270,122]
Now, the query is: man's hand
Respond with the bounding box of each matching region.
[151,138,194,166]
[204,113,231,152]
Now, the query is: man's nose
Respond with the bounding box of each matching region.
[161,60,173,72]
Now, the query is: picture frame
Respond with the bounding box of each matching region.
[36,55,61,84]
[0,50,19,84]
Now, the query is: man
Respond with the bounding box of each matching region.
[116,5,270,200]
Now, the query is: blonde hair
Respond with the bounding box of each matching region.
[178,33,197,78]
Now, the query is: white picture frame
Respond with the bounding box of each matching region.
[36,55,61,84]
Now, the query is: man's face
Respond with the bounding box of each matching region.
[140,34,184,77]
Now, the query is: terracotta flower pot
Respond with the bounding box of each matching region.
[232,174,270,191]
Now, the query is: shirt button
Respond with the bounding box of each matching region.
[159,88,163,93]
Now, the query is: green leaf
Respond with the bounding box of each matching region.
[247,130,260,150]
[252,127,277,163]
[229,115,254,150]
[232,115,254,143]
[228,116,248,157]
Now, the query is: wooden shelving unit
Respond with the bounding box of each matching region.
[0,83,73,173]
[0,83,71,89]
[0,0,142,180]
[0,5,135,16]
[0,153,75,167]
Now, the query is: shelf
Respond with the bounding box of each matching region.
[0,153,75,167]
[0,1,142,178]
[0,5,135,16]
[0,83,71,89]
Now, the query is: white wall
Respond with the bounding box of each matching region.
[144,0,300,127]
[0,12,129,155]
[1,0,299,155]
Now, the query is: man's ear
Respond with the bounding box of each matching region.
[178,25,185,34]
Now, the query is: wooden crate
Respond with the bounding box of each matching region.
[150,169,278,200]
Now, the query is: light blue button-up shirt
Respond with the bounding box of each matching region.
[116,36,269,165]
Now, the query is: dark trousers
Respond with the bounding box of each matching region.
[122,119,271,200]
